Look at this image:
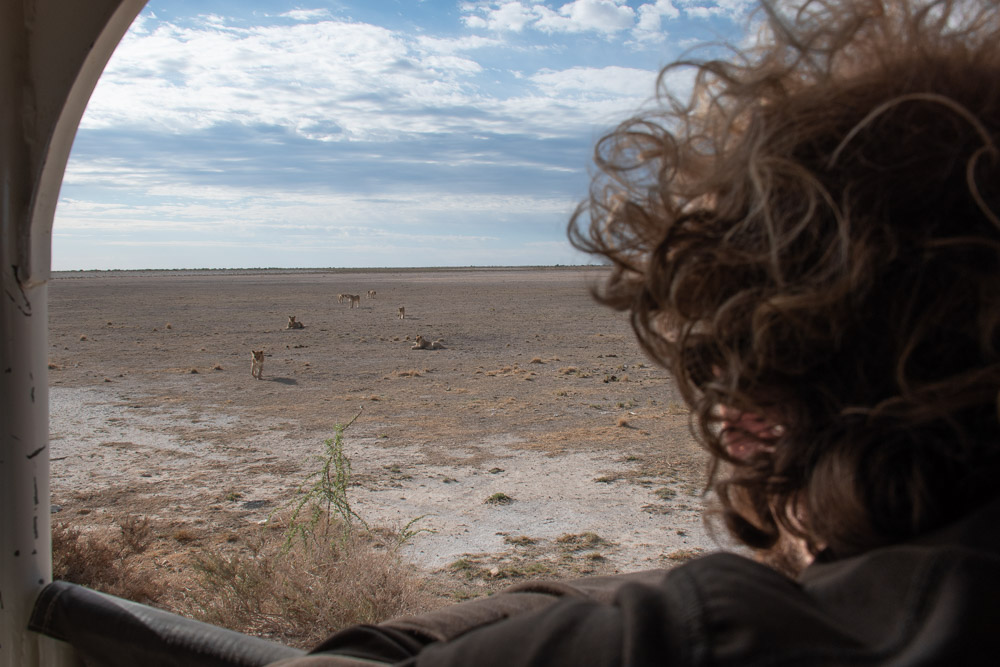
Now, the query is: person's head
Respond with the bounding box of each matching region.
[570,0,1000,565]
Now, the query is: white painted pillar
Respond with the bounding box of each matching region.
[0,1,147,664]
[0,271,52,666]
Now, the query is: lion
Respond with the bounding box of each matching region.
[348,294,361,308]
[411,335,445,350]
[398,306,405,320]
[367,290,377,299]
[251,350,264,379]
[286,315,304,329]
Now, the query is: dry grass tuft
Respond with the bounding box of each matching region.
[51,516,161,604]
[616,416,630,428]
[484,492,514,505]
[396,369,422,377]
[189,520,432,648]
[529,357,544,364]
[165,323,173,329]
[172,528,198,543]
[662,548,704,563]
[485,365,522,377]
[559,366,577,374]
[79,335,88,341]
[212,363,224,371]
[556,531,607,549]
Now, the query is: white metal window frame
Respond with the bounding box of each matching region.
[1,2,148,664]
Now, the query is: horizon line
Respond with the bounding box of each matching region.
[51,263,609,274]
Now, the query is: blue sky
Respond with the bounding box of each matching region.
[53,0,752,270]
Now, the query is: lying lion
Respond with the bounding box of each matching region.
[411,335,445,350]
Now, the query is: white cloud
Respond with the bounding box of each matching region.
[531,66,657,97]
[534,0,636,35]
[460,0,749,44]
[633,0,679,42]
[85,18,468,140]
[416,34,503,54]
[464,0,641,36]
[673,0,753,21]
[484,1,537,31]
[82,12,664,143]
[282,8,331,21]
[462,15,489,29]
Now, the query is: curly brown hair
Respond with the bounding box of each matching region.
[570,0,1000,561]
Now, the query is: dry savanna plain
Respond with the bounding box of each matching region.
[47,267,732,642]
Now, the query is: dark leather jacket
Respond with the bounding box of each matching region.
[278,497,1000,666]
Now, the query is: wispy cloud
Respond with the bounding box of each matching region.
[281,8,331,21]
[461,0,748,42]
[55,2,748,270]
[533,0,637,35]
[85,14,657,143]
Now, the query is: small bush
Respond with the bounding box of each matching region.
[194,419,434,647]
[51,516,161,603]
[655,487,677,501]
[484,492,514,505]
[449,557,474,571]
[556,532,606,548]
[190,520,431,648]
[173,528,198,543]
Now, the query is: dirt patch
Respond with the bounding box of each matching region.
[47,268,733,620]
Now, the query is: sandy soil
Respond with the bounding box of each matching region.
[47,267,732,602]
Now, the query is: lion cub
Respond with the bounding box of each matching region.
[251,350,264,379]
[411,335,445,350]
[398,306,405,320]
[286,315,304,329]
